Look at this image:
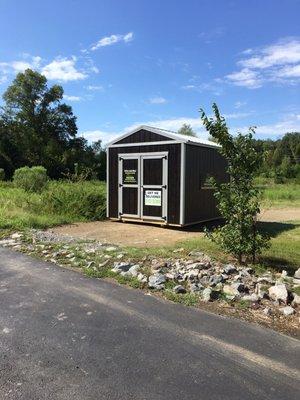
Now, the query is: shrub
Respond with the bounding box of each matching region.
[0,168,5,181]
[39,181,106,220]
[13,166,48,192]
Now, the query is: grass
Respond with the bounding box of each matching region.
[0,180,106,229]
[257,179,300,208]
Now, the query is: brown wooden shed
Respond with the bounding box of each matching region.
[106,125,227,227]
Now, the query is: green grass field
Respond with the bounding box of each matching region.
[0,180,106,229]
[257,179,300,207]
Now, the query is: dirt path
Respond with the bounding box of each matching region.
[51,207,300,248]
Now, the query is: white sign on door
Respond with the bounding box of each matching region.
[145,190,161,206]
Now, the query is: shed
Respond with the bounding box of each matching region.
[106,125,228,227]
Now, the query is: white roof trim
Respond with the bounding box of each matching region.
[106,125,220,148]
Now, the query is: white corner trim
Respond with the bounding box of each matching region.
[179,143,186,225]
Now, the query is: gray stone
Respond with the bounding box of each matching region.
[11,232,22,239]
[189,282,204,293]
[202,288,212,302]
[128,264,140,277]
[223,264,237,275]
[292,293,300,306]
[105,246,117,252]
[255,283,268,299]
[242,293,259,302]
[263,307,271,316]
[209,275,223,286]
[268,284,288,303]
[279,306,295,316]
[112,262,131,273]
[294,268,300,279]
[137,273,147,283]
[223,282,244,296]
[173,285,186,294]
[148,274,166,289]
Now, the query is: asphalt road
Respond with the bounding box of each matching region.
[0,247,299,400]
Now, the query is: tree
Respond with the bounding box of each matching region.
[200,103,269,263]
[0,69,79,178]
[178,123,197,137]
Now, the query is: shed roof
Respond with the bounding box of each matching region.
[107,125,220,148]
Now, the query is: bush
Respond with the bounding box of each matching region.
[0,168,5,181]
[13,166,48,192]
[39,181,106,220]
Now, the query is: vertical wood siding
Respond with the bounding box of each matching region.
[184,145,228,224]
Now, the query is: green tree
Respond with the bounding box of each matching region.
[1,69,78,178]
[200,104,269,263]
[178,123,196,137]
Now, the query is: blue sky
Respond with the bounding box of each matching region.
[0,0,300,143]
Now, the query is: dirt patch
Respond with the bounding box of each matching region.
[50,207,299,248]
[259,208,300,222]
[51,220,201,247]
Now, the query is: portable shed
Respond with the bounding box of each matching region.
[106,125,227,227]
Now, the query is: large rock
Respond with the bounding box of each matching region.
[223,282,245,296]
[292,293,300,306]
[209,275,223,286]
[111,262,131,273]
[202,288,212,302]
[189,282,204,293]
[148,274,166,290]
[279,306,295,316]
[223,264,237,275]
[268,284,288,303]
[294,268,300,279]
[173,285,186,294]
[128,264,140,277]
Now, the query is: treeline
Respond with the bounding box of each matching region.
[0,69,106,180]
[253,132,300,181]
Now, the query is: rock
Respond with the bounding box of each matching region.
[255,283,269,299]
[173,285,186,294]
[209,275,223,286]
[279,306,295,316]
[223,264,237,275]
[292,293,300,306]
[112,262,131,273]
[189,282,204,293]
[105,246,117,252]
[86,261,95,268]
[184,269,200,281]
[257,275,274,284]
[281,270,288,278]
[151,259,167,272]
[116,254,124,259]
[128,264,140,277]
[148,274,166,289]
[223,282,244,296]
[188,251,204,258]
[0,239,16,247]
[11,232,22,239]
[202,288,212,302]
[242,293,259,302]
[137,273,147,283]
[294,268,300,279]
[268,284,288,304]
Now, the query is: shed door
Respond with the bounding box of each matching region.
[141,155,168,221]
[118,156,140,218]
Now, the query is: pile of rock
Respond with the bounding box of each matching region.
[111,256,300,316]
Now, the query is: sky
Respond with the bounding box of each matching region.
[0,0,300,144]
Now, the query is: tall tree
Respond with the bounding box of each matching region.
[0,69,80,178]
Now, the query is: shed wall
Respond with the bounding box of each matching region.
[115,129,173,144]
[184,144,228,224]
[108,144,181,224]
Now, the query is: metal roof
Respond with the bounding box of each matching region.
[107,125,220,148]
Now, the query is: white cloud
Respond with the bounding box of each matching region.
[226,68,262,89]
[63,95,82,102]
[149,96,167,104]
[226,38,300,88]
[0,55,92,82]
[90,32,134,51]
[86,85,104,91]
[41,57,87,81]
[234,101,247,109]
